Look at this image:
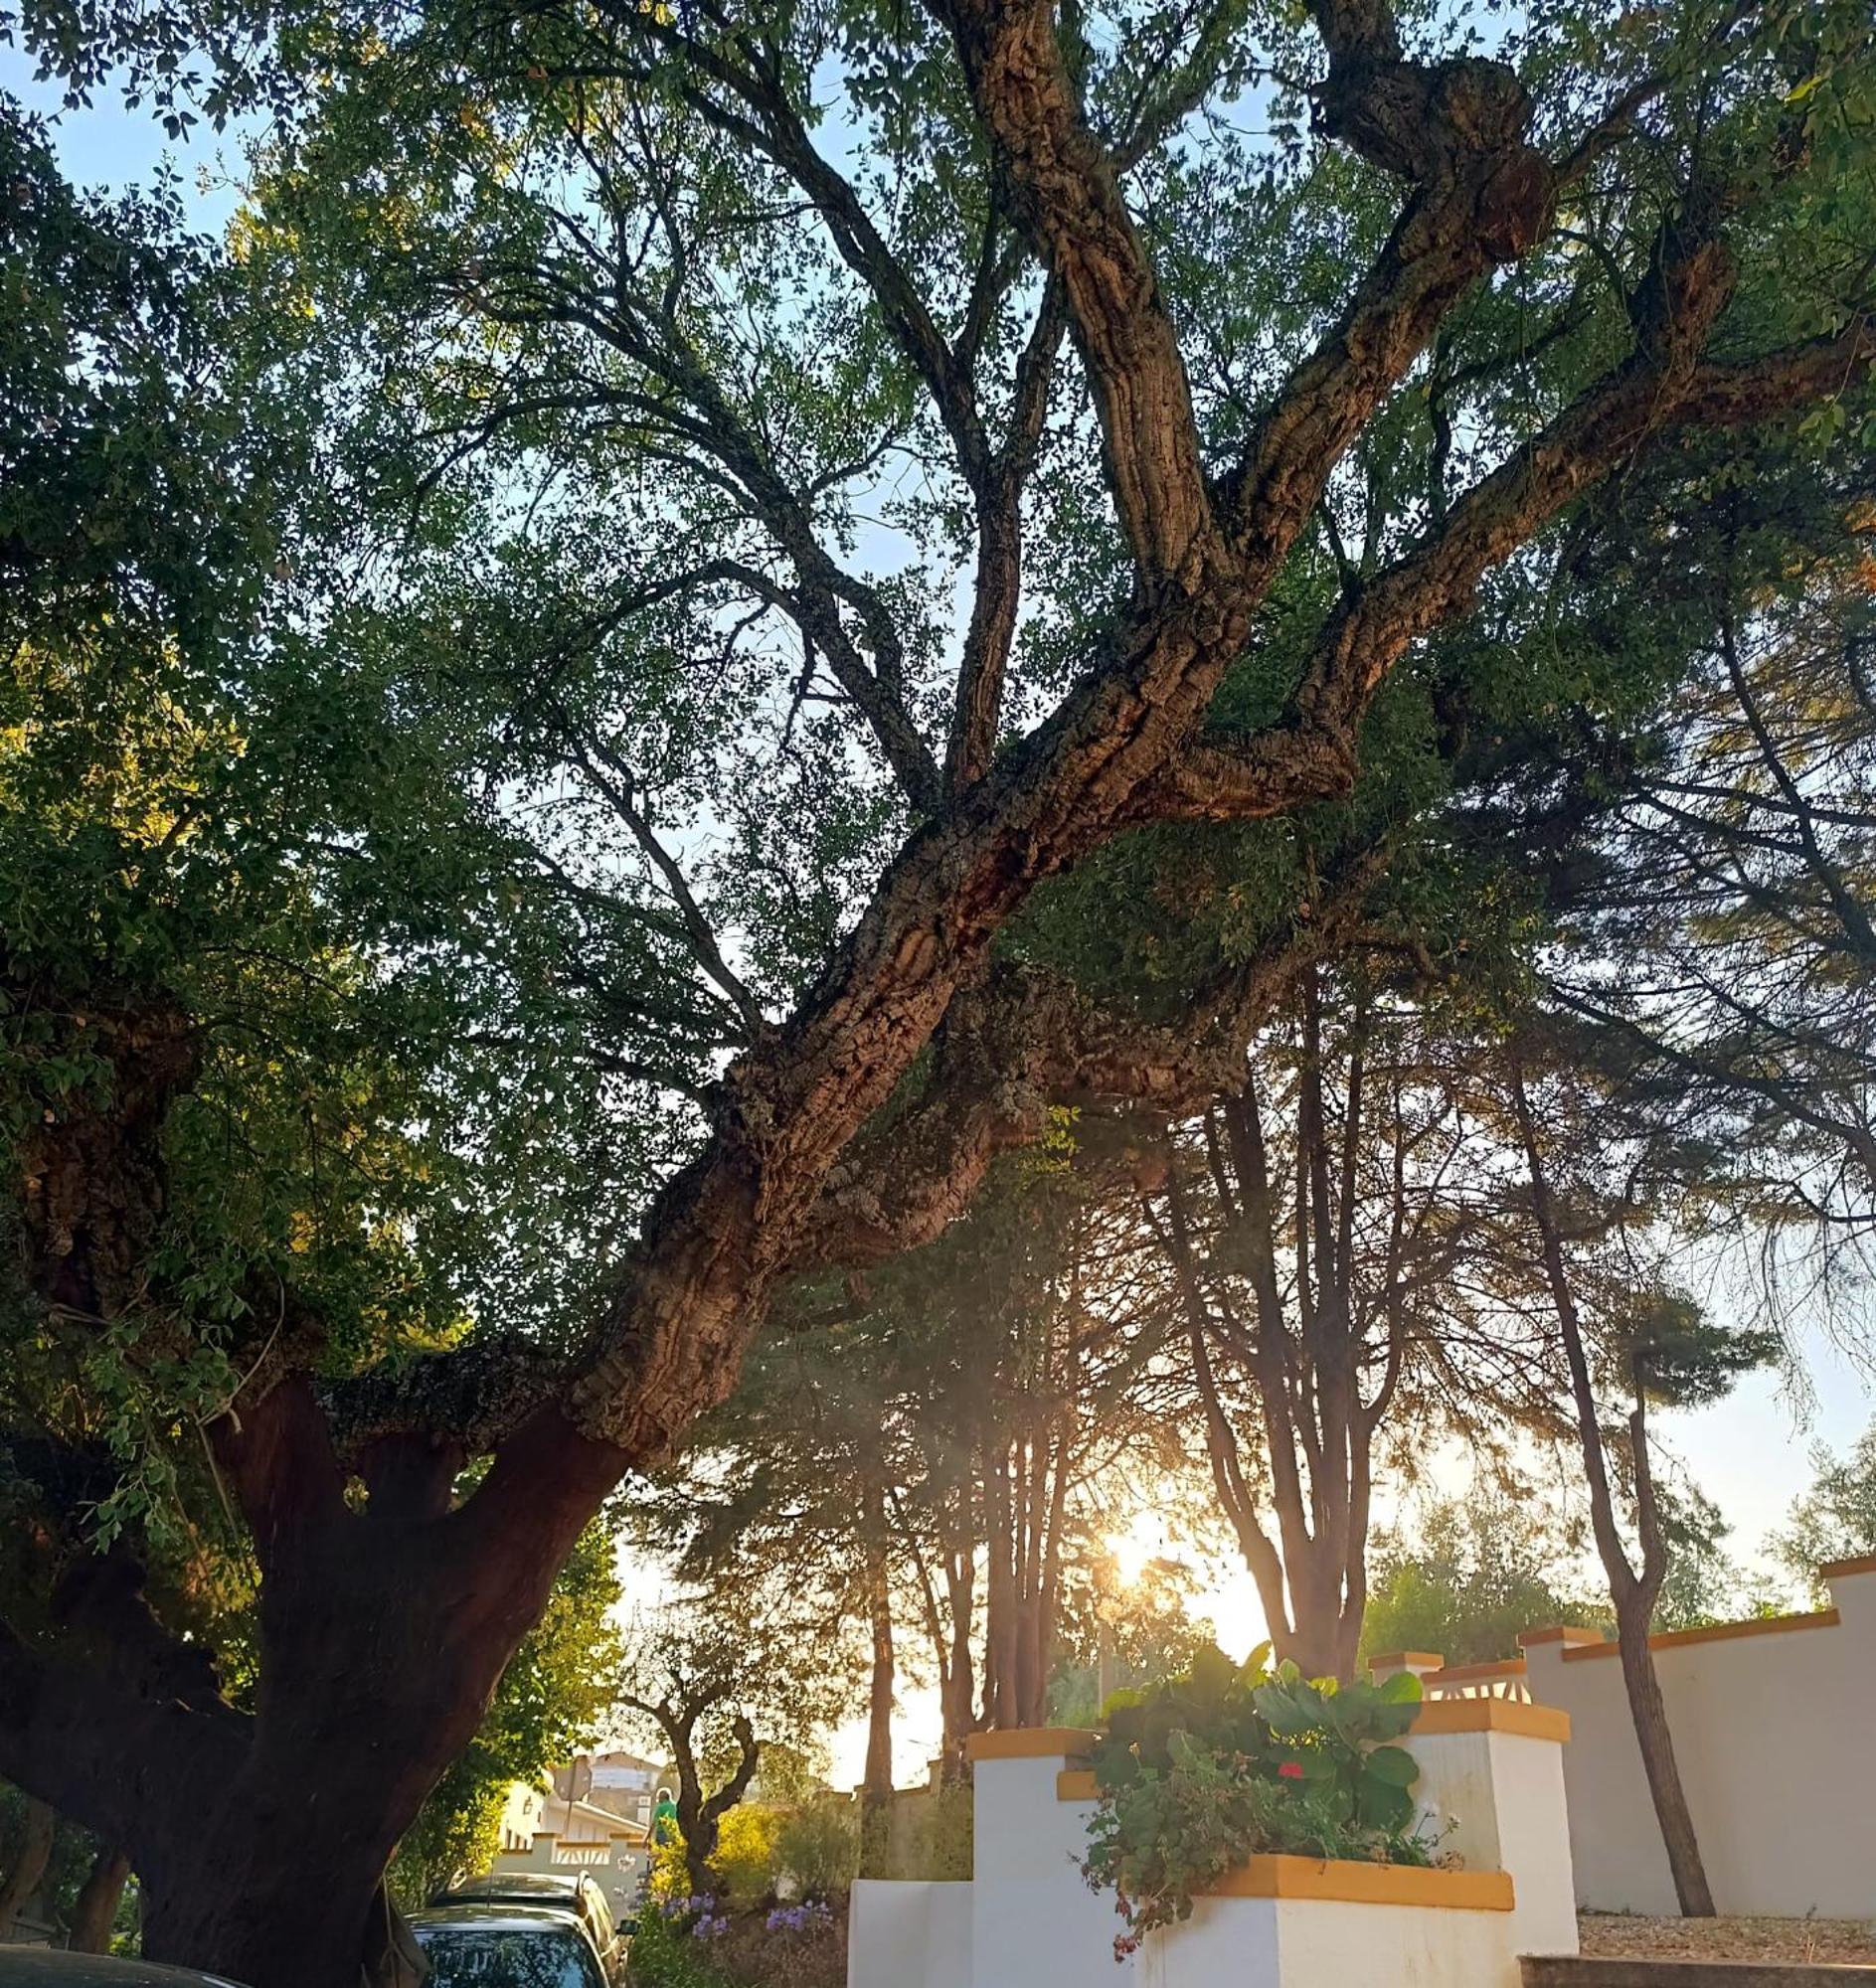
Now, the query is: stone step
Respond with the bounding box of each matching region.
[1524,1959,1876,1988]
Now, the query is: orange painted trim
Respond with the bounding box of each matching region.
[1368,1651,1445,1671]
[1518,1625,1604,1649]
[1204,1857,1514,1912]
[1058,1769,1099,1801]
[1412,1700,1570,1743]
[1821,1552,1876,1579]
[964,1727,1099,1762]
[1560,1609,1839,1661]
[1427,1658,1527,1685]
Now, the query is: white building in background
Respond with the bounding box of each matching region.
[554,1751,663,1834]
[495,1778,550,1853]
[484,1753,660,1923]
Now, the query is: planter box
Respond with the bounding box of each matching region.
[1142,1856,1516,1988]
[851,1711,1574,1988]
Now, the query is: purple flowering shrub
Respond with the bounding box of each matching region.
[763,1901,836,1936]
[708,1898,844,1988]
[629,1891,844,1988]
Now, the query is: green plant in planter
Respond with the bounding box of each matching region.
[1250,1663,1424,1836]
[1082,1648,1434,1957]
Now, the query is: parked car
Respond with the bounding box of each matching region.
[426,1876,623,1983]
[407,1905,610,1988]
[0,1954,249,1988]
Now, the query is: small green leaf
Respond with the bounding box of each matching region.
[1363,1745,1420,1788]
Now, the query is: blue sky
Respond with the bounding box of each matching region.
[3,46,249,223]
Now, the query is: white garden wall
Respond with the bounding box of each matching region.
[848,1704,1575,1988]
[1416,1554,1876,1920]
[846,1878,971,1988]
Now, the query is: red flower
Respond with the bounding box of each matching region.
[1278,1760,1305,1781]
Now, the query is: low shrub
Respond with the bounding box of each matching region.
[621,1895,728,1988]
[709,1901,845,1988]
[625,1894,844,1988]
[1082,1645,1435,1957]
[773,1799,859,1902]
[905,1778,972,1882]
[712,1804,782,1902]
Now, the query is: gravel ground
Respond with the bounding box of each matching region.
[1579,1913,1876,1965]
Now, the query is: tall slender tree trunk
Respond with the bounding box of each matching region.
[1015,1431,1048,1723]
[981,1441,1019,1728]
[863,1589,896,1797]
[1512,1070,1716,1917]
[1612,1589,1714,1913]
[899,1488,977,1780]
[858,1475,897,1877]
[1163,1097,1371,1686]
[940,1548,977,1776]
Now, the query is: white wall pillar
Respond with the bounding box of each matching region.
[1367,1651,1446,1687]
[1406,1700,1578,1958]
[1823,1553,1876,1634]
[849,1709,1573,1988]
[963,1729,1120,1988]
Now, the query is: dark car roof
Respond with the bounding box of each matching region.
[431,1877,585,1904]
[0,1952,250,1988]
[408,1907,587,1935]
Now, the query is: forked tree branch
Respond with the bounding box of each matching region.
[930,0,1216,580]
[144,3,1876,1492]
[1137,315,1876,826]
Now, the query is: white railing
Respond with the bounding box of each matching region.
[1420,1662,1532,1704]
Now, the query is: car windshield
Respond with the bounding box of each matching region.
[414,1930,600,1988]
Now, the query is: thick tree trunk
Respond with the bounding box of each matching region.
[1,1388,627,1988]
[7,14,1846,1985]
[68,1845,132,1953]
[1613,1591,1716,1917]
[138,1804,401,1988]
[0,1796,56,1936]
[1279,1563,1359,1683]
